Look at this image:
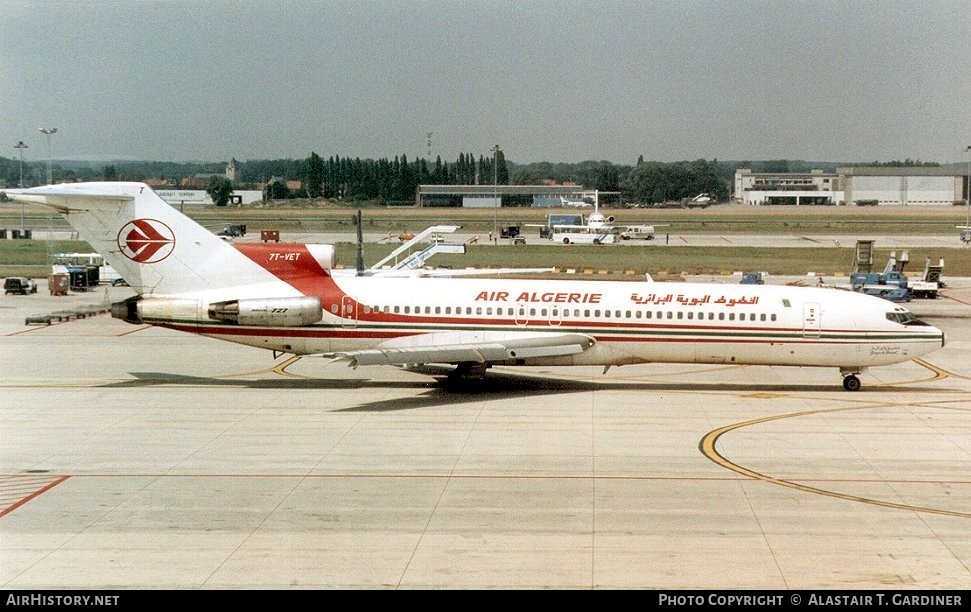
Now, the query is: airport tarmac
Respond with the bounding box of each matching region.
[0,279,969,589]
[281,231,969,251]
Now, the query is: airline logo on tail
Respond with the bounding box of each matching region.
[117,219,176,263]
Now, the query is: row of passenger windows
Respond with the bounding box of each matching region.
[330,303,778,322]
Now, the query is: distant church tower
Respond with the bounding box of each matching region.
[225,157,239,183]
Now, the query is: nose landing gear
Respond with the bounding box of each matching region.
[842,375,862,391]
[840,368,865,391]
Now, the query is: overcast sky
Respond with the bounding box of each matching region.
[2,0,969,166]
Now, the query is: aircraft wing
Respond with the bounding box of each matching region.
[321,331,595,367]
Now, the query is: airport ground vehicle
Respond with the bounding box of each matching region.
[549,224,620,244]
[850,245,944,301]
[51,252,122,288]
[619,225,656,240]
[4,277,38,295]
[499,225,520,239]
[499,225,526,244]
[218,224,247,238]
[49,273,69,295]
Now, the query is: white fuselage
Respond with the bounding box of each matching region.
[171,275,944,371]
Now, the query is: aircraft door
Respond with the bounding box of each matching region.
[548,306,563,326]
[514,304,529,326]
[803,302,821,338]
[340,296,358,328]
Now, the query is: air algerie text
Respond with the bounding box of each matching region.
[474,291,601,304]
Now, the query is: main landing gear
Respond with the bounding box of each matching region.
[448,361,489,382]
[441,362,491,392]
[840,368,865,391]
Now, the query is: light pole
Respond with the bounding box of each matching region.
[14,141,28,234]
[39,127,57,184]
[491,144,500,243]
[965,145,971,246]
[14,141,28,188]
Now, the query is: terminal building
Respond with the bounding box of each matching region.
[734,166,968,206]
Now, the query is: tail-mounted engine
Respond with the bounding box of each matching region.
[207,296,322,326]
[111,295,323,327]
[110,296,203,324]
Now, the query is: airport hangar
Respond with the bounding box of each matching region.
[415,184,619,208]
[415,167,968,210]
[734,166,969,206]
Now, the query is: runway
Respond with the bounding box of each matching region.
[0,281,969,589]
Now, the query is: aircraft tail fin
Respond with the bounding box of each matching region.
[5,182,277,295]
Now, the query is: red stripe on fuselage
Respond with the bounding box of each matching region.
[158,321,896,344]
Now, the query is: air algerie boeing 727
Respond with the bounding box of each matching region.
[6,182,946,391]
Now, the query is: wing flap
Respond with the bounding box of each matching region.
[323,332,595,368]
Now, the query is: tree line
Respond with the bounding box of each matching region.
[0,152,941,207]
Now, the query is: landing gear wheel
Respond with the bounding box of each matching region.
[444,362,490,391]
[562,237,570,244]
[842,375,861,392]
[448,361,488,381]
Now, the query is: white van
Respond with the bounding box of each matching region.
[620,225,655,240]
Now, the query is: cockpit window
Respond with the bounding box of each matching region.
[886,310,928,326]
